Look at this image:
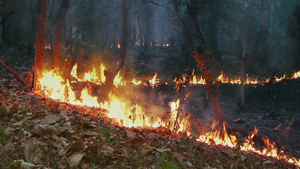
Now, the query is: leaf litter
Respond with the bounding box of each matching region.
[0,76,298,168]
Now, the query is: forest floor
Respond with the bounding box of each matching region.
[0,48,300,168]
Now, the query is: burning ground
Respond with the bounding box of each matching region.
[0,57,300,168]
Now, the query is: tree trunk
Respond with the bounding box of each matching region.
[34,0,48,91]
[193,51,224,125]
[208,0,222,61]
[105,0,128,89]
[240,0,248,110]
[53,0,69,68]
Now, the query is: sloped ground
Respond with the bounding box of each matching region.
[0,84,297,169]
[0,71,299,168]
[0,47,299,168]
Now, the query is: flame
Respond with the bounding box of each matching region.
[113,71,126,86]
[37,67,300,168]
[44,44,51,49]
[292,71,300,79]
[131,78,142,85]
[70,63,106,84]
[149,72,159,86]
[274,74,287,83]
[245,74,259,85]
[117,43,121,48]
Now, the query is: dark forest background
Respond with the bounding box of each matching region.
[1,0,300,80]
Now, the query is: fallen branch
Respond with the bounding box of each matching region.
[0,59,28,86]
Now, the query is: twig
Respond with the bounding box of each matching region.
[212,146,224,169]
[0,59,28,86]
[0,0,15,19]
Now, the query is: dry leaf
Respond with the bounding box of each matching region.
[68,152,86,168]
[129,137,147,147]
[23,139,43,164]
[141,143,155,156]
[172,152,183,163]
[98,144,114,154]
[146,132,160,139]
[33,124,66,136]
[125,128,136,138]
[155,148,171,153]
[40,115,61,125]
[67,140,85,153]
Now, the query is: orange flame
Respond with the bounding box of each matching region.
[149,72,159,86]
[117,43,121,48]
[37,67,300,168]
[292,71,300,79]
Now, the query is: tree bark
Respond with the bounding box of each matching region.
[193,51,223,125]
[34,0,48,90]
[53,0,69,68]
[0,59,28,86]
[105,0,127,89]
[240,0,248,110]
[208,0,222,61]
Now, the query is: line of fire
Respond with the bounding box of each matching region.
[1,0,300,168]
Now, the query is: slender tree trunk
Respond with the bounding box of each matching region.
[119,0,128,70]
[53,0,69,68]
[193,51,223,125]
[208,0,222,61]
[105,0,127,88]
[34,0,48,90]
[240,0,248,110]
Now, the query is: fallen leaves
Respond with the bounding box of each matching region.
[0,78,298,168]
[68,152,86,168]
[33,124,67,136]
[39,115,61,125]
[23,139,43,164]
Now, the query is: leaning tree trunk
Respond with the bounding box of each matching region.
[240,0,248,110]
[53,0,69,69]
[34,0,48,90]
[193,51,223,125]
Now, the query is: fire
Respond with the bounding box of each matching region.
[274,74,287,83]
[113,71,126,86]
[70,63,106,84]
[149,72,159,86]
[131,78,142,85]
[117,43,121,48]
[245,74,259,85]
[292,71,300,79]
[44,44,51,49]
[36,66,300,168]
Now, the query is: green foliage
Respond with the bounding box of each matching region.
[6,161,17,169]
[159,153,179,169]
[0,125,8,145]
[99,127,111,143]
[114,134,120,145]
